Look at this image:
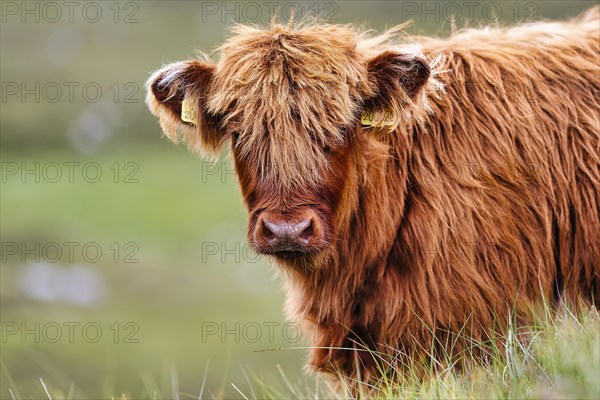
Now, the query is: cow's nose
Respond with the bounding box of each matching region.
[259,217,314,251]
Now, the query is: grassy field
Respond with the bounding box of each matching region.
[0,149,301,399]
[3,304,598,399]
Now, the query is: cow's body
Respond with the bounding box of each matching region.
[289,12,600,382]
[147,8,599,387]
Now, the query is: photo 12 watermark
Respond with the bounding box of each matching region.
[198,1,340,24]
[201,321,313,344]
[1,241,140,264]
[1,321,140,344]
[1,161,139,184]
[1,82,140,104]
[1,1,140,24]
[397,1,541,24]
[201,242,263,264]
[199,161,237,184]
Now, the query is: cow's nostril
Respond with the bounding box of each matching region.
[298,220,314,241]
[261,220,276,241]
[260,217,314,249]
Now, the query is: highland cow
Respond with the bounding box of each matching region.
[146,8,600,387]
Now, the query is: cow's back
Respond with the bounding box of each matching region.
[411,8,600,312]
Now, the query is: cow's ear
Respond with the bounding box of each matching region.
[365,48,431,108]
[146,60,225,156]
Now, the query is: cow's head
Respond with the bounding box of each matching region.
[147,23,433,268]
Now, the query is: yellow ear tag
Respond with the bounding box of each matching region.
[181,97,197,125]
[361,108,395,127]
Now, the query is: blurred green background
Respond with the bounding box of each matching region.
[1,1,596,398]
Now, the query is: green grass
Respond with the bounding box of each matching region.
[247,307,600,400]
[0,149,298,399]
[3,306,598,399]
[372,307,600,400]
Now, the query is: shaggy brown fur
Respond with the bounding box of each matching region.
[147,8,600,388]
